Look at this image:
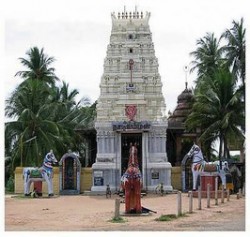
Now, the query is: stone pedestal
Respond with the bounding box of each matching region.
[91,163,119,192]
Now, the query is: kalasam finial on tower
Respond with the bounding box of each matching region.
[183,65,189,89]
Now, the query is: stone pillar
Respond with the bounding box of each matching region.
[91,122,119,192]
[142,132,149,189]
[145,121,173,191]
[85,139,90,167]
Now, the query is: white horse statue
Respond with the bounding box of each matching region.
[186,144,229,191]
[23,150,58,197]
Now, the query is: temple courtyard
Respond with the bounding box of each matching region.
[5,192,245,231]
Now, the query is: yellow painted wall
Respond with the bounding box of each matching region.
[15,166,182,194]
[15,167,92,195]
[81,168,92,191]
[171,166,182,190]
[14,167,25,194]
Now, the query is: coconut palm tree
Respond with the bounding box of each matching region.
[222,18,245,86]
[189,32,225,158]
[5,47,61,167]
[49,81,80,120]
[190,32,225,82]
[186,67,244,160]
[5,79,61,167]
[15,47,59,85]
[5,47,98,187]
[222,18,245,133]
[46,81,92,150]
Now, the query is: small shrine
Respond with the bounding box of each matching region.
[59,152,81,195]
[167,80,199,191]
[167,81,197,167]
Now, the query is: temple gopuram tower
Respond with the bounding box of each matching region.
[91,8,173,192]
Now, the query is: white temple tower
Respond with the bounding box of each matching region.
[91,8,173,192]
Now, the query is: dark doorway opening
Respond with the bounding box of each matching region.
[59,153,81,195]
[121,133,142,175]
[184,158,193,191]
[63,157,76,190]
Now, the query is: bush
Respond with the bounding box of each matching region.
[6,176,14,193]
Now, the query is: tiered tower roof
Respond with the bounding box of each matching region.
[168,84,194,129]
[96,8,167,123]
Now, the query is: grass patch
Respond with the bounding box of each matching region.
[155,214,177,221]
[155,213,188,222]
[109,216,127,223]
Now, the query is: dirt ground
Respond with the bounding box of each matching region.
[5,192,246,232]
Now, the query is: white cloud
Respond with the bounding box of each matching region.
[2,0,247,113]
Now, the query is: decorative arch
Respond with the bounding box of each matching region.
[59,153,81,195]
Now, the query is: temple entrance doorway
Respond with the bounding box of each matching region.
[121,133,142,175]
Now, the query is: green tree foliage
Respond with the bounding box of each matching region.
[222,18,245,86]
[187,18,245,160]
[222,18,245,132]
[190,32,225,81]
[5,47,96,176]
[15,47,59,85]
[5,79,61,167]
[186,67,244,159]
